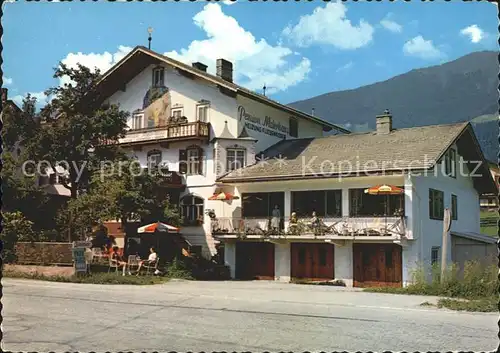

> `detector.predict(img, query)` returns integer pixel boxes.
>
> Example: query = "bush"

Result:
[164,257,193,280]
[1,211,38,263]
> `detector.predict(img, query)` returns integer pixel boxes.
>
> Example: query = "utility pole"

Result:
[441,207,451,283]
[147,27,153,50]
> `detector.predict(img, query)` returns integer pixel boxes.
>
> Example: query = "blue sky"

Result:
[3,0,498,107]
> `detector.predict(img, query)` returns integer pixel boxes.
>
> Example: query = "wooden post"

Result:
[441,208,452,283]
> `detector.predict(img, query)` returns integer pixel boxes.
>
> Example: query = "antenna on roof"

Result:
[311,108,315,116]
[147,27,154,50]
[263,84,267,96]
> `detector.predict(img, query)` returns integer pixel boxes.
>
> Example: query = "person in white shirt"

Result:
[136,247,157,275]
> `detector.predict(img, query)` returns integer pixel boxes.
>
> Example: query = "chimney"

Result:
[376,109,393,134]
[1,88,7,103]
[216,58,233,83]
[192,62,208,72]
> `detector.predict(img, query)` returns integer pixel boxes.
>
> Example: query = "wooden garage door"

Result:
[291,243,334,281]
[353,243,402,288]
[235,242,275,280]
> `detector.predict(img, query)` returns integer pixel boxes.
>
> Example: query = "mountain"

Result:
[288,51,498,162]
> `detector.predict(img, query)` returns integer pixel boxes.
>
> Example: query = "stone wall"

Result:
[4,264,74,277]
[15,242,73,265]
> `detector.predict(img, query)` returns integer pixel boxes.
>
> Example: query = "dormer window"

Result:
[152,67,164,87]
[172,107,183,119]
[131,113,144,130]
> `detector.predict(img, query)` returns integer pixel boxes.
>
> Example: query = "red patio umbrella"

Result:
[137,222,180,234]
[208,191,240,219]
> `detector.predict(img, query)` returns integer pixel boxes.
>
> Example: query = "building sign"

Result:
[238,106,289,139]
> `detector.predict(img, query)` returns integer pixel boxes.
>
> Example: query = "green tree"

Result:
[1,212,39,263]
[29,63,129,199]
[58,159,180,239]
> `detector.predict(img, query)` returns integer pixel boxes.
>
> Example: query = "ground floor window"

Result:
[180,195,204,226]
[431,246,440,265]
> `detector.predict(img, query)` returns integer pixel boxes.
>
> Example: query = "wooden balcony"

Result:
[119,121,210,146]
[211,216,407,239]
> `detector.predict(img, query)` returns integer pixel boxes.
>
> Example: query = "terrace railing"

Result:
[210,216,406,238]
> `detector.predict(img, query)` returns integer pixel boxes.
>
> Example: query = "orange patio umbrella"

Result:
[208,191,240,218]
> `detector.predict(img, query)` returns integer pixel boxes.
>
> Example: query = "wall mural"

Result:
[142,86,171,128]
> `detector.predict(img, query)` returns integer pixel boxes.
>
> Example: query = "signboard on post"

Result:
[72,241,91,274]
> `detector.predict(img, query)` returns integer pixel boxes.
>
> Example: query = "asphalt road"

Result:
[2,278,497,352]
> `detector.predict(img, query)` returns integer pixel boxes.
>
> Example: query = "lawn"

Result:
[480,210,497,236]
[3,270,169,285]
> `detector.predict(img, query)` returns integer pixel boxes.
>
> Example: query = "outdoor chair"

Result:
[127,255,139,273]
[108,257,119,273]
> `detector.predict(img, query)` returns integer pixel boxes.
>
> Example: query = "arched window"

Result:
[147,149,162,169]
[180,195,204,226]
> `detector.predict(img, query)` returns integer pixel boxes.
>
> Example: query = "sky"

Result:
[2,0,498,108]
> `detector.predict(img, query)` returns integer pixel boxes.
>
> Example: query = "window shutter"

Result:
[179,149,187,174]
[198,147,204,175]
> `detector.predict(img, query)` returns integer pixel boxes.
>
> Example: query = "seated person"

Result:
[136,247,158,275]
[110,246,128,276]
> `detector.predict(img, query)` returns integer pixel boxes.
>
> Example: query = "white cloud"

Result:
[282,2,374,50]
[336,61,353,72]
[380,13,402,33]
[58,45,133,86]
[460,24,484,43]
[12,91,50,107]
[165,3,310,94]
[403,36,444,60]
[3,76,13,85]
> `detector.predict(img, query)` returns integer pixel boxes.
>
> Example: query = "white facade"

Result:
[104,59,332,258]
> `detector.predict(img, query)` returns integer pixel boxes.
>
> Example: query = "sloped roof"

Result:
[218,122,497,195]
[90,46,349,134]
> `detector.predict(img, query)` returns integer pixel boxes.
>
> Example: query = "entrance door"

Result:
[291,243,334,280]
[353,243,402,287]
[235,242,275,280]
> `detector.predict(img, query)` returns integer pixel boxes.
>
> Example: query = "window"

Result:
[152,67,164,87]
[444,148,456,178]
[349,188,404,217]
[289,117,298,138]
[172,108,183,119]
[179,146,203,175]
[291,190,342,218]
[429,188,444,220]
[241,192,284,218]
[319,248,327,266]
[226,148,246,172]
[197,104,209,122]
[431,247,440,265]
[131,113,144,130]
[147,150,162,170]
[180,195,204,226]
[187,148,200,175]
[451,194,458,220]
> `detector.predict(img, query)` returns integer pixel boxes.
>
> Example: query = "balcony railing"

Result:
[120,121,210,145]
[210,216,406,238]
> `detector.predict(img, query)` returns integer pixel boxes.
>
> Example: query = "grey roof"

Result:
[218,122,495,195]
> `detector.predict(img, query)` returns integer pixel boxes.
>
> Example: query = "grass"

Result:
[364,261,497,312]
[480,210,498,237]
[3,271,168,285]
